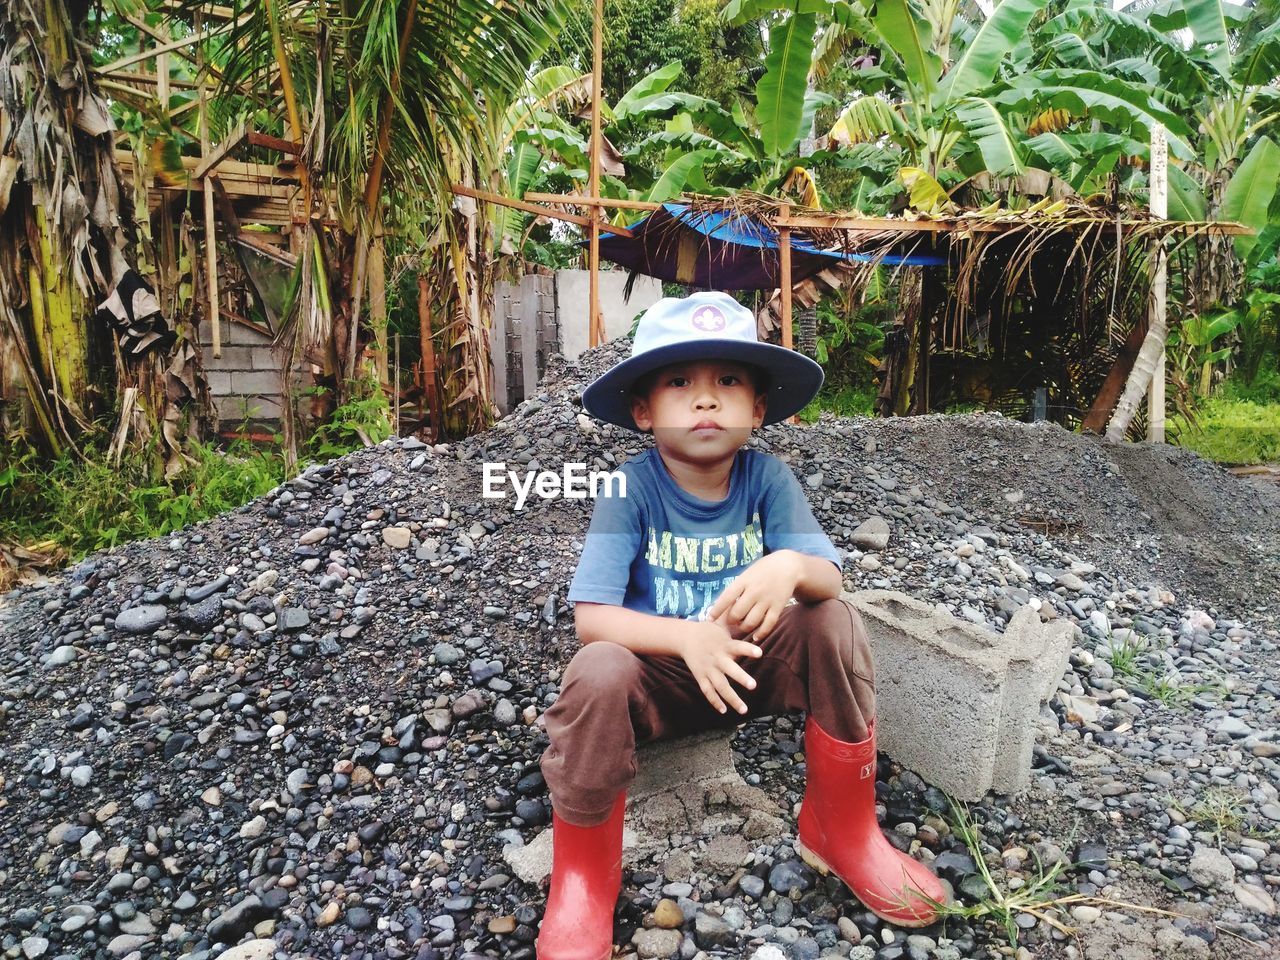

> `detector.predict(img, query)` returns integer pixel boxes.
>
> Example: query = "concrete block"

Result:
[230,370,283,396]
[503,730,784,886]
[215,395,280,424]
[205,370,233,394]
[201,345,255,370]
[846,589,1073,800]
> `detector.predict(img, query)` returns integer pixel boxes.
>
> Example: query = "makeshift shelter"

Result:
[594,202,945,289]
[463,189,1248,426]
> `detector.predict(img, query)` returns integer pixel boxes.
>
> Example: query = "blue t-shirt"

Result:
[567,447,842,621]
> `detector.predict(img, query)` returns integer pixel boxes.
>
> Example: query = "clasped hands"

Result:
[680,550,802,716]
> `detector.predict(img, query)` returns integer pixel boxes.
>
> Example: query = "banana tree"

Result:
[1,0,206,471]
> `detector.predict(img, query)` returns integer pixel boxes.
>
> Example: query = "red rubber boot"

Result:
[535,792,626,960]
[796,718,946,927]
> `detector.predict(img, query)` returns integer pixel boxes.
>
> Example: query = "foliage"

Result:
[1170,394,1280,464]
[0,430,285,565]
[798,384,878,422]
[937,800,1073,947]
[560,0,762,108]
[305,378,394,463]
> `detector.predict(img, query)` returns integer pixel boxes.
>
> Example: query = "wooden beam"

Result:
[234,230,298,266]
[449,184,635,238]
[97,23,235,74]
[779,226,793,351]
[247,131,303,155]
[194,120,249,179]
[526,192,662,212]
[588,0,605,347]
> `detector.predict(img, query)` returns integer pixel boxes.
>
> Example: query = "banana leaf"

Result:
[935,0,1050,104]
[1221,135,1280,258]
[756,12,818,158]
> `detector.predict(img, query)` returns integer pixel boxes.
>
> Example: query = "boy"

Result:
[536,292,944,959]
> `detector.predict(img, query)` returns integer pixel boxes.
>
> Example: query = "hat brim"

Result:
[581,340,824,431]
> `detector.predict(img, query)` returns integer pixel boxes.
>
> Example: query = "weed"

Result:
[305,376,393,462]
[935,801,1074,946]
[1102,630,1148,679]
[0,429,287,584]
[1169,394,1280,464]
[1168,789,1249,846]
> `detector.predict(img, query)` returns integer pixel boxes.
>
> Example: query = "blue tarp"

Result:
[595,203,945,290]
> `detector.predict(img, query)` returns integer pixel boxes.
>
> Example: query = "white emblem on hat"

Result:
[691,305,727,332]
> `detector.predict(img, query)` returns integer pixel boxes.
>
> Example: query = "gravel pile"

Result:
[1,339,1278,960]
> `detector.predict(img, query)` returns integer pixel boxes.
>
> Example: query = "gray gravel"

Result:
[1,338,1277,960]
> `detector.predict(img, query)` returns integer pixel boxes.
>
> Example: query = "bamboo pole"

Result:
[197,12,221,358]
[1147,124,1168,443]
[778,207,793,351]
[588,0,604,347]
[449,185,634,236]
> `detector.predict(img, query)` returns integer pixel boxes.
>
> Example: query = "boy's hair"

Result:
[630,360,771,400]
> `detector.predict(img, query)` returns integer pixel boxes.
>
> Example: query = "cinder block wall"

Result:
[197,320,309,429]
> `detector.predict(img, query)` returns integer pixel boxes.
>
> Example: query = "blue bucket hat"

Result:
[581,291,824,432]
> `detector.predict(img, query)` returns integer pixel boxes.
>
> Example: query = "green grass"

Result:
[0,432,287,585]
[1,379,396,588]
[798,384,878,422]
[1171,365,1280,465]
[1167,789,1248,846]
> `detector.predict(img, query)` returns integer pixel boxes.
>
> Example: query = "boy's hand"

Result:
[681,620,763,715]
[707,550,802,642]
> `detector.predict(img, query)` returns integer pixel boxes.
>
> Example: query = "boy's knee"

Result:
[796,598,857,660]
[563,640,641,695]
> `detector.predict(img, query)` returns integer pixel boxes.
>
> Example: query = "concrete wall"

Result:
[555,269,664,359]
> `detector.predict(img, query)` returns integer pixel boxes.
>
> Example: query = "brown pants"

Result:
[541,597,877,826]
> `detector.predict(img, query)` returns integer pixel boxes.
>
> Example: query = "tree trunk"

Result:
[1104,295,1168,441]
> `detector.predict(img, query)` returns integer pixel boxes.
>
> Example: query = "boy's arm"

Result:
[574,601,707,656]
[787,549,843,603]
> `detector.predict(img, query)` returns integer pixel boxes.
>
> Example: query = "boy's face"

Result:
[630,360,766,464]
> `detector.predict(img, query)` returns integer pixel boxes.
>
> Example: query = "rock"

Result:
[693,911,733,949]
[1234,883,1276,915]
[239,815,267,839]
[768,859,810,894]
[115,604,167,634]
[1071,905,1102,924]
[299,527,329,545]
[316,902,342,927]
[632,927,682,959]
[652,898,683,929]
[207,894,267,943]
[212,940,278,960]
[432,642,463,665]
[383,526,412,549]
[107,934,149,956]
[851,517,891,550]
[47,645,78,666]
[1216,716,1252,738]
[280,607,310,631]
[21,937,49,959]
[1188,845,1235,890]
